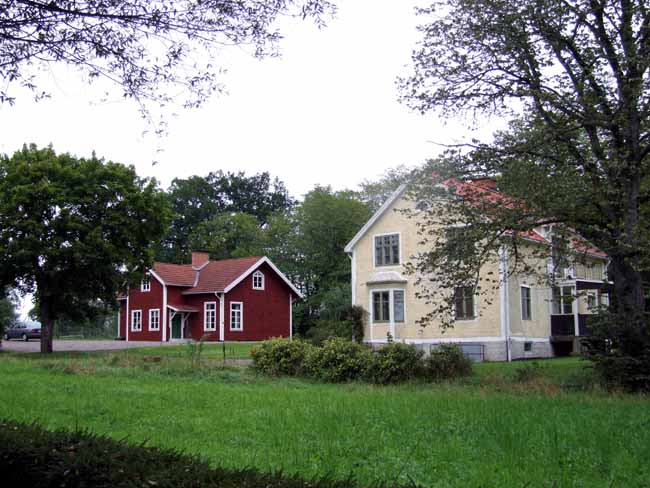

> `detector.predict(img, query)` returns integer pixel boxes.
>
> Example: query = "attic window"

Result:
[253,271,265,290]
[141,277,151,292]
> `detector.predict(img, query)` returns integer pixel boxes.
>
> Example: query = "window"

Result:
[141,277,151,292]
[524,341,533,352]
[204,302,216,331]
[445,226,474,262]
[454,286,476,320]
[587,292,598,310]
[521,286,532,320]
[149,309,160,331]
[252,271,265,290]
[374,234,400,267]
[230,302,243,331]
[371,289,406,323]
[131,310,142,332]
[552,286,574,315]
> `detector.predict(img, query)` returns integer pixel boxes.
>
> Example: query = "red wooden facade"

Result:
[118,254,300,342]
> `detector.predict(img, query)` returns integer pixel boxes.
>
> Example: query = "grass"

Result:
[0,351,648,487]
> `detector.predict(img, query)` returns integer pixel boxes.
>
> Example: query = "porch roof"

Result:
[167,304,199,313]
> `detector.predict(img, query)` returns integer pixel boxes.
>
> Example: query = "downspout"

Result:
[215,292,225,342]
[499,247,512,362]
[289,294,293,340]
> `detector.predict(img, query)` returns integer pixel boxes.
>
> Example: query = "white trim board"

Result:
[344,184,407,253]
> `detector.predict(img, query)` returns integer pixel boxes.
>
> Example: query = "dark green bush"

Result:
[424,344,473,381]
[304,337,373,382]
[581,311,650,392]
[367,342,424,384]
[304,319,353,345]
[0,419,391,488]
[346,305,365,343]
[250,338,314,376]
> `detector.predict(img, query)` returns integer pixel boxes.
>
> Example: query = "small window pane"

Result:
[393,290,404,322]
[372,291,390,322]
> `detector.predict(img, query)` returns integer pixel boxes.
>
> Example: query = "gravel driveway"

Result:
[0,339,177,353]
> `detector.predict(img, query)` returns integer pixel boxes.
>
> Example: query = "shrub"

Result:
[366,342,424,384]
[424,344,472,381]
[513,361,547,383]
[250,338,313,376]
[304,319,353,346]
[345,305,365,343]
[304,337,373,382]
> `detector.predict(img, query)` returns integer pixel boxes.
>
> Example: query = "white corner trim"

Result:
[351,250,356,305]
[162,284,167,342]
[344,184,408,253]
[125,291,130,342]
[223,257,303,298]
[289,294,293,340]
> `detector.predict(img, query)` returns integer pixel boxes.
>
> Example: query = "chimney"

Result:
[191,251,210,269]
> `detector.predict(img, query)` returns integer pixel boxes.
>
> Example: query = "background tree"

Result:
[188,212,264,260]
[0,144,170,353]
[0,288,18,337]
[359,165,415,213]
[160,171,293,263]
[0,0,334,124]
[400,0,650,389]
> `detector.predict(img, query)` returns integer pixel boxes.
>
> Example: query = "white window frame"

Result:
[252,271,265,290]
[204,301,217,331]
[141,277,151,292]
[149,308,160,331]
[372,232,401,268]
[453,286,478,322]
[131,309,142,332]
[370,288,406,324]
[520,285,532,321]
[552,286,574,315]
[230,302,243,331]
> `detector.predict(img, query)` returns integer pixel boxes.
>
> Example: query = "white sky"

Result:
[0,0,502,199]
[1,0,507,318]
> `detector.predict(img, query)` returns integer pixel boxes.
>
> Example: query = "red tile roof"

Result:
[183,256,262,294]
[441,175,607,258]
[152,262,196,287]
[150,256,274,294]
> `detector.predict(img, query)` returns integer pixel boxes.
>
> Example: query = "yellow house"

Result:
[344,181,609,361]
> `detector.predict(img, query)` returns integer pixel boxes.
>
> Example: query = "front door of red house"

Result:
[171,315,182,339]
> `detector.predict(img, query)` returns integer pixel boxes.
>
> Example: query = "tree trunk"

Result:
[39,297,54,354]
[609,254,645,319]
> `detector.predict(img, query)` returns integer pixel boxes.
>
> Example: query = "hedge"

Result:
[0,420,416,488]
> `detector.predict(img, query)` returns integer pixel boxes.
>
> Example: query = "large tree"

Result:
[0,144,170,353]
[401,0,650,325]
[0,0,334,120]
[188,212,264,260]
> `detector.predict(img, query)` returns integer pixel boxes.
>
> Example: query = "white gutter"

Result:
[162,284,168,342]
[499,246,511,362]
[125,288,130,342]
[215,292,225,341]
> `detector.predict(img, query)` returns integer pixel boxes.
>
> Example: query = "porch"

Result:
[168,305,199,341]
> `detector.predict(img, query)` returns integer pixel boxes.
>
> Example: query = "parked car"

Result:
[3,323,41,341]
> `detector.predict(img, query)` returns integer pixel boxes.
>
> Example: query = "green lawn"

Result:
[0,352,647,487]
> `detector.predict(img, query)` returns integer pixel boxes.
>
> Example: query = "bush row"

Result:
[0,419,405,488]
[251,338,472,384]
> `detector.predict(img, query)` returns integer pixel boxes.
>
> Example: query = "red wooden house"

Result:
[117,252,301,342]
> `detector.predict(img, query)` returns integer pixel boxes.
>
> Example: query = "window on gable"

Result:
[454,286,476,320]
[445,226,474,263]
[371,289,405,323]
[131,310,142,332]
[521,286,532,321]
[230,302,243,331]
[204,302,216,331]
[252,271,265,290]
[374,234,400,267]
[149,309,160,331]
[141,277,151,292]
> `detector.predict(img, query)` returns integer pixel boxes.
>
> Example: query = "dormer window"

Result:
[374,234,400,267]
[253,271,265,290]
[141,277,151,292]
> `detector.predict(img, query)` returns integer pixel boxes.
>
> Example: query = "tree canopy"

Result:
[0,0,334,121]
[0,144,170,352]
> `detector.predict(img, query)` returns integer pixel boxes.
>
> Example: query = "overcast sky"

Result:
[0,0,504,201]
